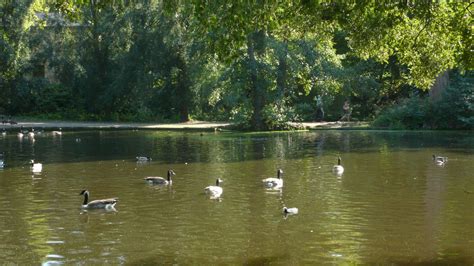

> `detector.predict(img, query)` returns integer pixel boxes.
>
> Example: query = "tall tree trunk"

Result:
[248,33,265,130]
[88,0,108,114]
[276,41,288,103]
[429,70,449,102]
[176,50,190,122]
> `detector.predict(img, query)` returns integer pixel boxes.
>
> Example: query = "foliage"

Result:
[0,1,472,130]
[372,96,428,129]
[372,71,474,130]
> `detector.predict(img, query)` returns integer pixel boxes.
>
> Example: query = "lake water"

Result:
[0,130,473,265]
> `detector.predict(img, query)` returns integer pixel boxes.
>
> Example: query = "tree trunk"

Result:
[88,0,107,114]
[247,33,265,130]
[429,70,449,102]
[176,50,190,122]
[276,41,288,102]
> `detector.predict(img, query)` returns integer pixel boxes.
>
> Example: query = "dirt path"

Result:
[1,120,231,130]
[1,120,367,130]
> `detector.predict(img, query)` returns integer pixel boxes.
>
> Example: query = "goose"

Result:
[432,154,448,165]
[52,128,62,136]
[17,126,25,138]
[28,128,35,137]
[205,178,223,198]
[144,169,175,185]
[30,160,42,173]
[333,157,344,175]
[1,129,6,136]
[79,190,117,209]
[0,153,4,168]
[136,156,152,162]
[262,169,284,188]
[283,207,299,215]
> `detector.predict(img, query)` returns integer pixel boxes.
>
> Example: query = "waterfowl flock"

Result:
[0,126,450,215]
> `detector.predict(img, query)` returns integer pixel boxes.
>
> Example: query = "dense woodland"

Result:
[1,1,472,130]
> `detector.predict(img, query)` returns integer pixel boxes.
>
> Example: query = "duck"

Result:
[205,178,223,198]
[283,207,299,215]
[79,190,117,209]
[432,154,448,165]
[30,160,42,173]
[52,128,62,136]
[332,157,344,175]
[136,156,152,162]
[144,169,175,185]
[262,169,284,188]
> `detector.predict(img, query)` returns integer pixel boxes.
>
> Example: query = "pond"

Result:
[0,129,473,264]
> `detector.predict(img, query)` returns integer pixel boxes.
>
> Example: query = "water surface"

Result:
[0,130,473,264]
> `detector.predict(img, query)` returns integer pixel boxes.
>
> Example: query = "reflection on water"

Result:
[0,130,473,264]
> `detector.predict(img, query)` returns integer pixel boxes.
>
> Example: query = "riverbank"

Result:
[0,120,368,131]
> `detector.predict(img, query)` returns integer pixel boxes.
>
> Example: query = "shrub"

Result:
[372,71,473,130]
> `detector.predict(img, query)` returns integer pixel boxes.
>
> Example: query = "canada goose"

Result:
[1,129,6,136]
[79,190,117,209]
[333,157,344,174]
[283,207,299,215]
[30,160,42,173]
[28,128,35,137]
[136,156,152,162]
[144,169,175,185]
[432,155,448,165]
[52,128,62,136]
[17,126,25,138]
[205,178,223,198]
[262,169,284,188]
[0,153,4,168]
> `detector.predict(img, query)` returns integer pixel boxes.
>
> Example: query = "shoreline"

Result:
[0,120,368,131]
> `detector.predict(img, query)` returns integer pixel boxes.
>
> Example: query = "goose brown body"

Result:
[80,190,117,209]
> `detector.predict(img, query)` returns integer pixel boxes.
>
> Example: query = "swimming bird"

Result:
[17,126,25,138]
[144,169,175,185]
[333,157,344,175]
[28,128,35,138]
[205,178,223,198]
[1,129,6,136]
[432,154,448,165]
[0,152,4,168]
[136,156,152,162]
[283,207,299,215]
[79,190,117,209]
[30,160,42,173]
[52,128,62,136]
[262,169,284,189]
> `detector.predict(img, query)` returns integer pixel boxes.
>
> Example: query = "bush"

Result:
[372,71,473,130]
[372,96,428,129]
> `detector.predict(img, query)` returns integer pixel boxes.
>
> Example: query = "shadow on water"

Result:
[127,253,291,266]
[381,250,473,266]
[0,130,472,167]
[242,254,291,265]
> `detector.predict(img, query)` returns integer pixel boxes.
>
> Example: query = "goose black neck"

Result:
[277,170,282,179]
[215,179,220,186]
[338,157,341,165]
[167,171,172,181]
[82,192,89,205]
